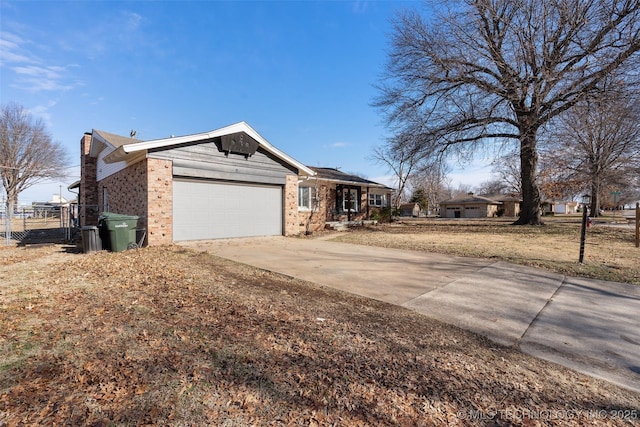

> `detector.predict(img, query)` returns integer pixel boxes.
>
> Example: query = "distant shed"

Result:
[399,203,421,217]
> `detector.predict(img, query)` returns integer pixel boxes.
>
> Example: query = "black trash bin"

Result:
[81,226,102,253]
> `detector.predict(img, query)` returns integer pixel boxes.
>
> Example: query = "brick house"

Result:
[80,122,314,245]
[297,167,392,234]
[480,193,523,217]
[79,122,391,244]
[439,193,503,218]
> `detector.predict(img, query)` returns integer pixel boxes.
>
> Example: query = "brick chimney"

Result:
[79,132,99,226]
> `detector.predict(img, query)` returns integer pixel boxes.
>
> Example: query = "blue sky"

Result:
[1,0,491,205]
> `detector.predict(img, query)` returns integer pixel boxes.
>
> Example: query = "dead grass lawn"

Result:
[0,244,638,425]
[331,217,640,285]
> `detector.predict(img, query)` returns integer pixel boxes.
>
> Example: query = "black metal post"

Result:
[579,202,588,263]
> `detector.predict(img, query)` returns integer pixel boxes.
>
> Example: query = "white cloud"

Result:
[1,49,32,63]
[29,100,58,127]
[1,31,80,92]
[66,10,149,59]
[352,0,369,14]
[13,64,61,77]
[0,31,25,47]
[325,141,348,148]
[12,64,77,92]
[123,11,143,32]
[0,31,34,64]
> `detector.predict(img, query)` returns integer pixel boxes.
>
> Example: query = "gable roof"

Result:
[308,167,391,189]
[94,122,314,176]
[481,193,522,202]
[440,194,503,205]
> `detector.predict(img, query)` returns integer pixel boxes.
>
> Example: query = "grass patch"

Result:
[0,245,638,425]
[332,217,640,285]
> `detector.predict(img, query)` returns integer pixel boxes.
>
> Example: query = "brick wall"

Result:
[97,158,173,246]
[297,183,383,233]
[284,175,299,236]
[79,133,99,226]
[298,183,329,234]
[98,159,148,243]
[146,158,173,245]
[328,185,368,223]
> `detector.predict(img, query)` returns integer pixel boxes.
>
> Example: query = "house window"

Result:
[342,188,358,212]
[369,193,387,207]
[298,186,316,210]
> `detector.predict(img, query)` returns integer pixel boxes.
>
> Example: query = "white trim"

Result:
[368,193,387,207]
[297,185,317,211]
[89,131,111,157]
[305,176,389,189]
[342,188,359,212]
[103,121,315,176]
[96,146,145,181]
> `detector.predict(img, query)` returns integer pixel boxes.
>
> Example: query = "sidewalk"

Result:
[180,236,640,393]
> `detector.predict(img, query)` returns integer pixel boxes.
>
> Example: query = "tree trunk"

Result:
[590,176,601,217]
[6,188,18,218]
[514,129,543,225]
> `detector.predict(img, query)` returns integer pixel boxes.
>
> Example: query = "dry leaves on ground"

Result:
[1,245,638,426]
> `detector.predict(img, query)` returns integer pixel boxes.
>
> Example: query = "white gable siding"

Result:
[97,146,144,181]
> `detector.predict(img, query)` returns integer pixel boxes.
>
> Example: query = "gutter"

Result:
[102,122,315,177]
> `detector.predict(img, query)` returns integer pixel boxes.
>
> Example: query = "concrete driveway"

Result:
[179,236,640,393]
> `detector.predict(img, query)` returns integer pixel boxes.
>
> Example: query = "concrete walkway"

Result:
[179,236,640,393]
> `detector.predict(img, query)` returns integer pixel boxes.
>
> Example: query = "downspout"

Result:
[67,185,79,241]
[366,186,370,219]
[347,186,351,222]
[298,176,315,235]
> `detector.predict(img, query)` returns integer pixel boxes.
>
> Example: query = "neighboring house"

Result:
[484,193,522,217]
[543,200,579,215]
[80,122,315,245]
[31,194,70,210]
[399,203,421,217]
[297,167,392,233]
[439,193,503,218]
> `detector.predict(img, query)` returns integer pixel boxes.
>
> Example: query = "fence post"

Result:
[5,202,12,246]
[636,202,640,248]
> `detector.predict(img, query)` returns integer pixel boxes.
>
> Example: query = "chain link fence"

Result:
[1,203,78,246]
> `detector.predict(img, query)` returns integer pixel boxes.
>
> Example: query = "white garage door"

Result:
[173,178,282,241]
[464,206,483,218]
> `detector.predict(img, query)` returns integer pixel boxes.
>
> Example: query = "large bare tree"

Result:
[0,103,68,212]
[375,0,640,224]
[542,79,640,216]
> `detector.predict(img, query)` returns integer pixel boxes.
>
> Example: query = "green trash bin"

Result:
[100,212,139,252]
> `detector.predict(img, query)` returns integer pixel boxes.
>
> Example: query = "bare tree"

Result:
[542,80,640,216]
[0,103,68,213]
[489,151,521,194]
[475,179,509,196]
[407,160,450,214]
[371,132,433,209]
[375,0,640,225]
[442,183,476,200]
